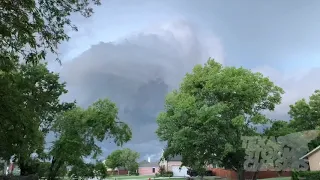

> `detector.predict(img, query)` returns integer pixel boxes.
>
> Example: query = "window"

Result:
[152,167,155,173]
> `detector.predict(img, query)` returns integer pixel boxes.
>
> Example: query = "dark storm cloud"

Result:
[58,20,224,160]
[40,0,320,162]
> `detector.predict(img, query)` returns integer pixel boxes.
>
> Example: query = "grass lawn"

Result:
[106,176,292,180]
[106,177,184,180]
[259,178,291,180]
[107,176,155,179]
[106,176,220,180]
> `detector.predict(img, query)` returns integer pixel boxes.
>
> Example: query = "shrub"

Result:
[129,171,139,176]
[292,171,320,180]
[164,171,173,177]
[158,165,166,176]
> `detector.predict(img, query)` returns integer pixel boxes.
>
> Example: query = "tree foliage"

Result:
[287,90,320,150]
[47,98,132,180]
[105,148,140,172]
[264,120,296,138]
[156,58,284,180]
[289,90,320,131]
[1,0,102,174]
[0,62,74,176]
[0,0,101,67]
[105,150,123,170]
[68,161,107,180]
[261,90,320,176]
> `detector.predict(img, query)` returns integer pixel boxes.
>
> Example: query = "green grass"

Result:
[106,176,292,180]
[107,176,154,179]
[106,176,225,180]
[259,177,291,180]
[106,175,159,180]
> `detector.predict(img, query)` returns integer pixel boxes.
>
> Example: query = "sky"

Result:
[47,0,320,162]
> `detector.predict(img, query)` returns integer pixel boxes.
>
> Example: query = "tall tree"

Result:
[263,121,316,176]
[156,58,284,180]
[48,98,132,180]
[68,161,107,180]
[105,150,123,172]
[288,90,320,150]
[105,148,140,174]
[120,148,140,173]
[0,0,101,175]
[264,120,296,137]
[0,62,74,175]
[289,90,320,131]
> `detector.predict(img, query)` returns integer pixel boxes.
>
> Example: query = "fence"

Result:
[211,168,291,180]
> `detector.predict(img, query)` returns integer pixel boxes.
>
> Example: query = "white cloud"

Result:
[252,66,320,120]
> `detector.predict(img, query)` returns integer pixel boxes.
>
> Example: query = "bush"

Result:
[129,171,139,176]
[164,171,173,177]
[292,171,320,180]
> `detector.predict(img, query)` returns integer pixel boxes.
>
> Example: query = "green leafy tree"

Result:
[0,0,101,67]
[289,90,320,131]
[1,0,101,176]
[288,90,320,150]
[264,120,296,137]
[68,163,95,179]
[68,162,107,180]
[94,161,109,179]
[120,148,140,173]
[37,161,67,178]
[0,62,74,175]
[48,99,132,180]
[105,148,140,174]
[156,58,284,180]
[105,150,123,172]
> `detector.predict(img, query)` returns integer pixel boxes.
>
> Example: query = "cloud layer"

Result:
[58,19,224,161]
[52,15,320,162]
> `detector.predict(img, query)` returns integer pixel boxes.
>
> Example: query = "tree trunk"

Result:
[19,163,29,176]
[19,158,28,176]
[48,157,63,180]
[48,157,56,180]
[237,169,245,180]
[251,171,258,180]
[277,170,283,177]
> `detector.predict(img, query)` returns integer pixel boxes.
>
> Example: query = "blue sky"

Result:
[51,0,320,161]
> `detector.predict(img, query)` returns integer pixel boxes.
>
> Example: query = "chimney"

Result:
[147,157,151,163]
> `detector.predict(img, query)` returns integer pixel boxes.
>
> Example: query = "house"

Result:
[300,145,320,171]
[158,151,216,177]
[159,155,189,177]
[138,159,159,175]
[107,167,128,175]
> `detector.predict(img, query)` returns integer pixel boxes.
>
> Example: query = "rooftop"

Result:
[139,161,158,167]
[300,145,320,160]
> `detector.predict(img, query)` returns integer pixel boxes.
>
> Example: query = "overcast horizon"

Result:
[45,0,320,162]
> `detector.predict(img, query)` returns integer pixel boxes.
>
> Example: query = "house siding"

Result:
[167,161,182,171]
[107,170,128,175]
[138,167,159,175]
[308,150,320,171]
